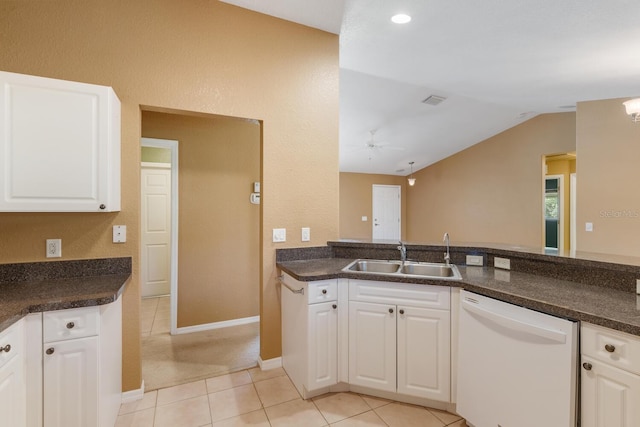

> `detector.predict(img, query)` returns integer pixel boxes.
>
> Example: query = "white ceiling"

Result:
[221,0,640,175]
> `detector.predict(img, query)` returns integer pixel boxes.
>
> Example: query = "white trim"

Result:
[141,161,170,169]
[140,138,179,335]
[258,356,283,371]
[173,315,260,335]
[570,173,577,254]
[121,380,145,404]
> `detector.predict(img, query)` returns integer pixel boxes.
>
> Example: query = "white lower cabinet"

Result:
[281,275,452,403]
[44,336,99,427]
[581,323,640,427]
[348,281,451,402]
[281,274,339,398]
[0,318,26,427]
[397,305,450,401]
[348,301,396,392]
[22,298,122,427]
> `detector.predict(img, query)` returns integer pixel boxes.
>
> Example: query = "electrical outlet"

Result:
[494,257,511,270]
[466,255,484,266]
[301,227,310,242]
[46,239,61,258]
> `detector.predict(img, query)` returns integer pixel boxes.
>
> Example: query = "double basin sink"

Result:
[342,259,462,281]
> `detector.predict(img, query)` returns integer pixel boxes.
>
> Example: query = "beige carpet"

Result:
[141,322,260,391]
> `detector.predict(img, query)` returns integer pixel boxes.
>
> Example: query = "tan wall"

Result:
[142,111,260,327]
[340,173,407,240]
[407,113,576,246]
[0,1,339,391]
[576,98,640,256]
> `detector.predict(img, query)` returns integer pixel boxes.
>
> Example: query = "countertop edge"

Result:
[0,273,130,333]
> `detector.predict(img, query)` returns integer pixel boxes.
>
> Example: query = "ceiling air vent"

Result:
[422,95,447,106]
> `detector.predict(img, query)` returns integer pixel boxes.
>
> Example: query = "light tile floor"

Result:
[141,295,171,337]
[117,367,468,427]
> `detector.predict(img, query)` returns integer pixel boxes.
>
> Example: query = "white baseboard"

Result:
[121,380,145,403]
[173,315,260,335]
[258,356,282,371]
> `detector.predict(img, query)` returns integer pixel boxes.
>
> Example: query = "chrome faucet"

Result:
[397,241,407,266]
[443,232,451,266]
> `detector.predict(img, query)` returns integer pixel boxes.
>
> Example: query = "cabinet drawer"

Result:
[43,306,100,343]
[582,323,640,375]
[307,280,338,304]
[0,318,24,369]
[349,279,450,310]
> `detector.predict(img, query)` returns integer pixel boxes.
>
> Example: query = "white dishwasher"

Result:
[457,290,578,427]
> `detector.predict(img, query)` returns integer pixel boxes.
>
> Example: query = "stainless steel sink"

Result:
[344,259,401,273]
[399,262,458,278]
[342,259,462,281]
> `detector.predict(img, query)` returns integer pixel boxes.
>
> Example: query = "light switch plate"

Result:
[494,257,511,270]
[585,222,593,232]
[113,225,127,243]
[301,227,310,242]
[361,216,368,221]
[273,228,286,242]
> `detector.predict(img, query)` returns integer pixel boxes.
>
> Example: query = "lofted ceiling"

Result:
[221,0,640,176]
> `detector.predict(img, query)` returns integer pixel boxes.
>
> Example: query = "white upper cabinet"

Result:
[0,71,120,212]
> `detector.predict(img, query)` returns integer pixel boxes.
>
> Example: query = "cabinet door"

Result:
[0,355,26,427]
[349,301,396,392]
[581,355,640,427]
[0,71,120,212]
[397,306,450,401]
[307,301,338,391]
[43,336,99,427]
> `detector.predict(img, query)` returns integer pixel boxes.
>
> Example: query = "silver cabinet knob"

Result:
[332,304,337,309]
[322,289,327,294]
[0,344,10,353]
[46,348,55,355]
[605,344,616,353]
[399,309,405,315]
[388,308,394,314]
[583,362,592,371]
[66,321,75,329]
[99,204,106,210]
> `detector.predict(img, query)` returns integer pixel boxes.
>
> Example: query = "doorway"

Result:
[139,109,261,391]
[141,138,178,334]
[543,152,576,254]
[544,175,564,254]
[372,184,401,240]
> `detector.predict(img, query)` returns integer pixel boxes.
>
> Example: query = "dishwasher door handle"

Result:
[462,298,567,343]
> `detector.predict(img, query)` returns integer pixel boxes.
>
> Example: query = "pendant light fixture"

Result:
[408,161,416,186]
[623,98,640,122]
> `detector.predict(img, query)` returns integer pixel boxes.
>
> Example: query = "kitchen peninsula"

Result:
[278,241,640,335]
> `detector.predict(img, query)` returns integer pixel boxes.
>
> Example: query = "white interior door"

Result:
[141,163,172,297]
[372,185,401,240]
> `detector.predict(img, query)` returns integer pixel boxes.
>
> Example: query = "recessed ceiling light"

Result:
[391,14,411,24]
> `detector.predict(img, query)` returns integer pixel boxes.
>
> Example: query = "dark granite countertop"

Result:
[277,258,640,337]
[0,258,131,333]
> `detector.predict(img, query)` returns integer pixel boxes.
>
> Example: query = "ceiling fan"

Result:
[345,130,405,157]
